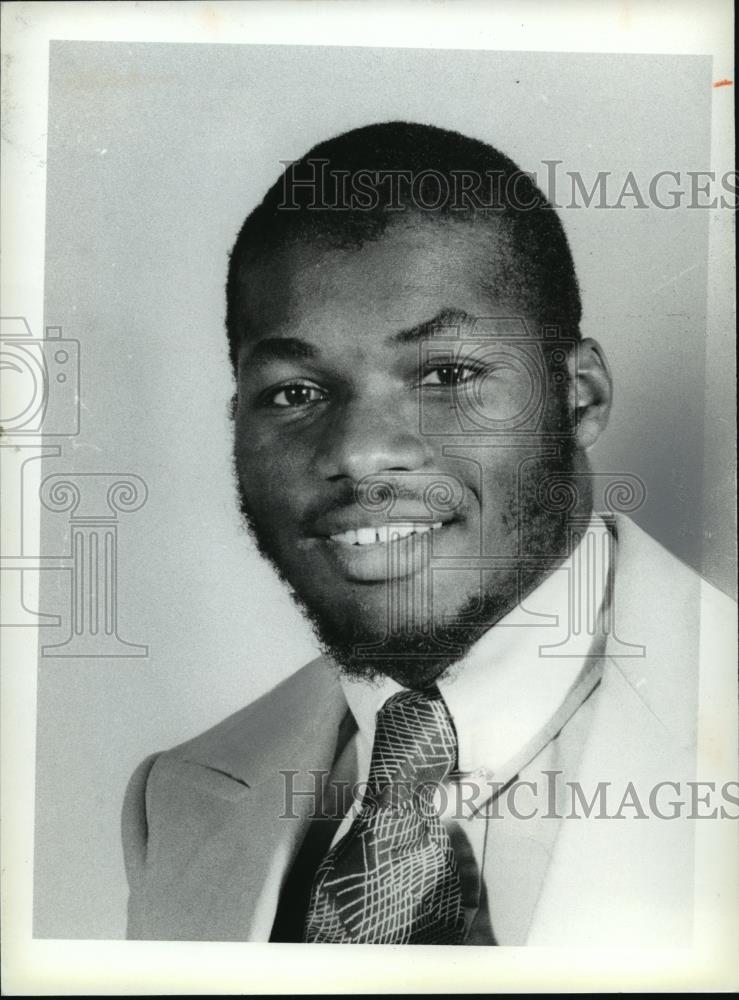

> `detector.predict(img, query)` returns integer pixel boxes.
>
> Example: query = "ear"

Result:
[568,338,612,449]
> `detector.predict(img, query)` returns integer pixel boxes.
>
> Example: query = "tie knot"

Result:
[367,687,458,800]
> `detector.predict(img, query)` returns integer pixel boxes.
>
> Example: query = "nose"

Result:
[316,396,431,482]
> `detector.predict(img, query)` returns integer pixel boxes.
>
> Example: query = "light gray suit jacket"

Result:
[122,514,736,944]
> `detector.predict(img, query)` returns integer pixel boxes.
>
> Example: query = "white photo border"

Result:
[1,0,736,993]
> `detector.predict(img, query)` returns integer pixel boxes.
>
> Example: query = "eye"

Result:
[421,363,483,387]
[267,381,327,408]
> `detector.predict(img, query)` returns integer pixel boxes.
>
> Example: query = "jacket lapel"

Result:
[525,659,695,945]
[135,656,351,941]
[526,514,700,945]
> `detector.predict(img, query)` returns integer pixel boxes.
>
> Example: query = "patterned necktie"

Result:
[304,687,466,944]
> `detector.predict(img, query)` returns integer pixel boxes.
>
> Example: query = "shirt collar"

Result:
[340,513,613,785]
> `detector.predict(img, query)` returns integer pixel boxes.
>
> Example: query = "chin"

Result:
[296,579,520,690]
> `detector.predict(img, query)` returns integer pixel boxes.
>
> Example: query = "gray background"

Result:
[34,42,731,938]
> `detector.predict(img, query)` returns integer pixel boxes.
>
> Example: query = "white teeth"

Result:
[330,522,448,545]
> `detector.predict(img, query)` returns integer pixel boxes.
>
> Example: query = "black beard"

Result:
[281,566,564,691]
[233,427,582,691]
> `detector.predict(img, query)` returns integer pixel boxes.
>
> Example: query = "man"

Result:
[122,122,735,945]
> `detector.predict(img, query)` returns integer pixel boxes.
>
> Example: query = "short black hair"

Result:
[225,121,581,374]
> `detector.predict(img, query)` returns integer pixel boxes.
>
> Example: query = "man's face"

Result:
[233,219,578,687]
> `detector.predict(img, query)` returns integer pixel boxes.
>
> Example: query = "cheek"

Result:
[235,431,279,496]
[476,447,549,526]
[234,428,312,522]
[478,465,519,528]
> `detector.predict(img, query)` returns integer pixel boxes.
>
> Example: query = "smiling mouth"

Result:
[328,522,445,546]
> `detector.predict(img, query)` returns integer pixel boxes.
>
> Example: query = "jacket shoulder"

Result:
[121,751,160,890]
[612,512,736,614]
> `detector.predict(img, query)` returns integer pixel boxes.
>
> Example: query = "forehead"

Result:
[239,219,538,344]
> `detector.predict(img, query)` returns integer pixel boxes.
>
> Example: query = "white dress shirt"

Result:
[322,513,614,944]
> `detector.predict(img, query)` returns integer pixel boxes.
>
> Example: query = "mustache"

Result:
[298,472,468,533]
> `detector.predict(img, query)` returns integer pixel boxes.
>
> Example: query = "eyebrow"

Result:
[241,308,475,367]
[242,337,318,366]
[390,308,476,344]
